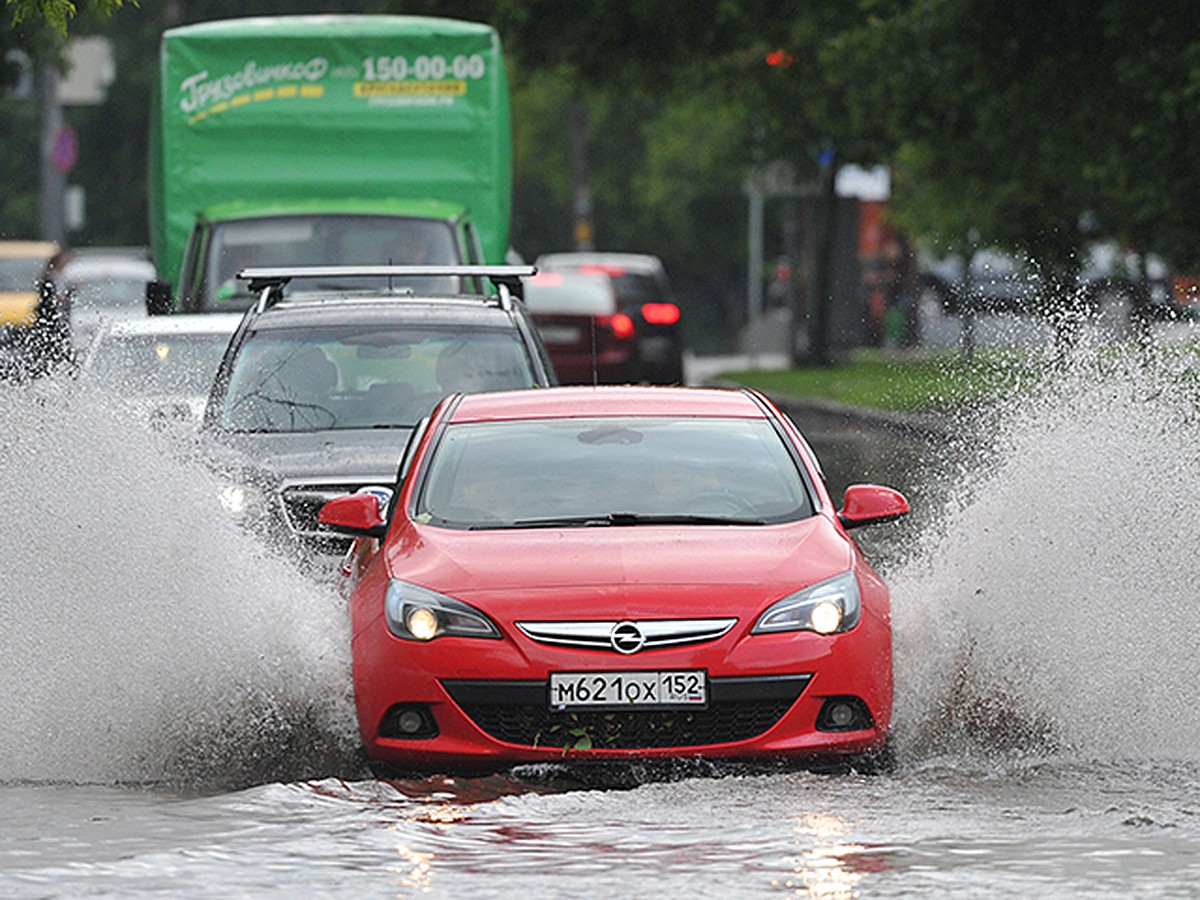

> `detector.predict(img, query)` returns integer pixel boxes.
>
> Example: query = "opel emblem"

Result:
[610,620,645,654]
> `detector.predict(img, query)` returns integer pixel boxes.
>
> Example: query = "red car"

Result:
[320,386,908,774]
[535,252,685,385]
[522,270,639,384]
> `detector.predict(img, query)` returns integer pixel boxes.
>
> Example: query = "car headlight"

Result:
[752,571,862,635]
[217,480,269,524]
[384,580,501,642]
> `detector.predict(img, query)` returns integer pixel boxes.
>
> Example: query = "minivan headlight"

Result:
[218,480,269,524]
[384,580,501,641]
[752,571,862,635]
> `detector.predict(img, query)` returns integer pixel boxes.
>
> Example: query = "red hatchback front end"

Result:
[324,387,908,773]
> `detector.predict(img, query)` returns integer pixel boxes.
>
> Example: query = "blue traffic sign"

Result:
[53,124,78,173]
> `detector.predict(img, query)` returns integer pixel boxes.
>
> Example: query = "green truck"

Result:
[148,15,512,312]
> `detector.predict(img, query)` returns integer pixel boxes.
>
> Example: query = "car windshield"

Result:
[417,416,814,529]
[204,216,462,310]
[85,333,233,396]
[220,326,535,433]
[0,258,47,291]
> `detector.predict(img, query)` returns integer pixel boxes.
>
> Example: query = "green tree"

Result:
[5,0,125,36]
[808,0,1200,286]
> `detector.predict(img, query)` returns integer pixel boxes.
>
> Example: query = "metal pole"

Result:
[810,148,838,367]
[747,182,764,325]
[569,98,593,251]
[38,62,66,244]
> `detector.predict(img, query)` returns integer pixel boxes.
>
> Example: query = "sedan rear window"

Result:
[417,416,814,528]
[523,273,616,315]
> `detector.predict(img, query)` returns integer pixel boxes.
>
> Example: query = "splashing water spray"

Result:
[0,379,360,788]
[890,340,1200,764]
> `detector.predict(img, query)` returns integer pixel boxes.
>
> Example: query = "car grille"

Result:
[516,619,737,654]
[442,675,810,750]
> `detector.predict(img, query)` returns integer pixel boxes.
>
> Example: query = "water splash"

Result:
[9,346,1200,788]
[891,342,1200,762]
[0,378,360,788]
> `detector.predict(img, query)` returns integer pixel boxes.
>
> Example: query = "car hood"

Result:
[209,427,413,484]
[388,516,854,597]
[0,291,38,327]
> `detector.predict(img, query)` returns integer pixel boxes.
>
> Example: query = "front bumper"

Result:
[352,617,892,770]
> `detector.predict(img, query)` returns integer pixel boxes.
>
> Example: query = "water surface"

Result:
[3,355,1200,896]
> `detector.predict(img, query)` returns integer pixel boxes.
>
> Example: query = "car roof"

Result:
[247,294,522,332]
[449,385,765,423]
[102,313,246,337]
[535,252,665,274]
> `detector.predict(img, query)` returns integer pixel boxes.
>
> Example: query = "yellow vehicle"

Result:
[0,241,73,378]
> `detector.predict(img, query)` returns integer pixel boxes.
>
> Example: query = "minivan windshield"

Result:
[417,416,814,529]
[220,326,534,433]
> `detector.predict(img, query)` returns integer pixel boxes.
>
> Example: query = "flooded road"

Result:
[4,762,1199,897]
[3,352,1200,897]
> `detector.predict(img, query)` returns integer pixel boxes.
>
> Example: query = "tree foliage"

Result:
[5,0,126,35]
[9,0,1200,343]
[812,0,1200,274]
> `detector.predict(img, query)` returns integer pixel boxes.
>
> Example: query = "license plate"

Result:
[548,670,707,709]
[538,325,581,345]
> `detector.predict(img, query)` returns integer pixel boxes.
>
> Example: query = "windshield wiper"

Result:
[500,515,615,529]
[606,512,766,526]
[490,512,766,530]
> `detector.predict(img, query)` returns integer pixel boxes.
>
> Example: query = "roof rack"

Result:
[238,265,537,313]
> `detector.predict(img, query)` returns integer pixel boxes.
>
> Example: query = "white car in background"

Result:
[78,313,243,430]
[62,249,157,350]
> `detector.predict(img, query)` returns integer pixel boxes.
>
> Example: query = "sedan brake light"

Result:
[600,312,635,340]
[641,302,680,325]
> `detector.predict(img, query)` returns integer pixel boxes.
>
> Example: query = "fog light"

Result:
[816,696,874,732]
[379,704,439,740]
[406,607,439,641]
[828,702,856,728]
[396,709,425,734]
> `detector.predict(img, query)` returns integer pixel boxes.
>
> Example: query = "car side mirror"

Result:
[146,279,173,315]
[837,484,909,530]
[319,493,388,538]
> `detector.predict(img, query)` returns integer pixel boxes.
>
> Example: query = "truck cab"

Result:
[148,16,512,315]
[149,199,485,314]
